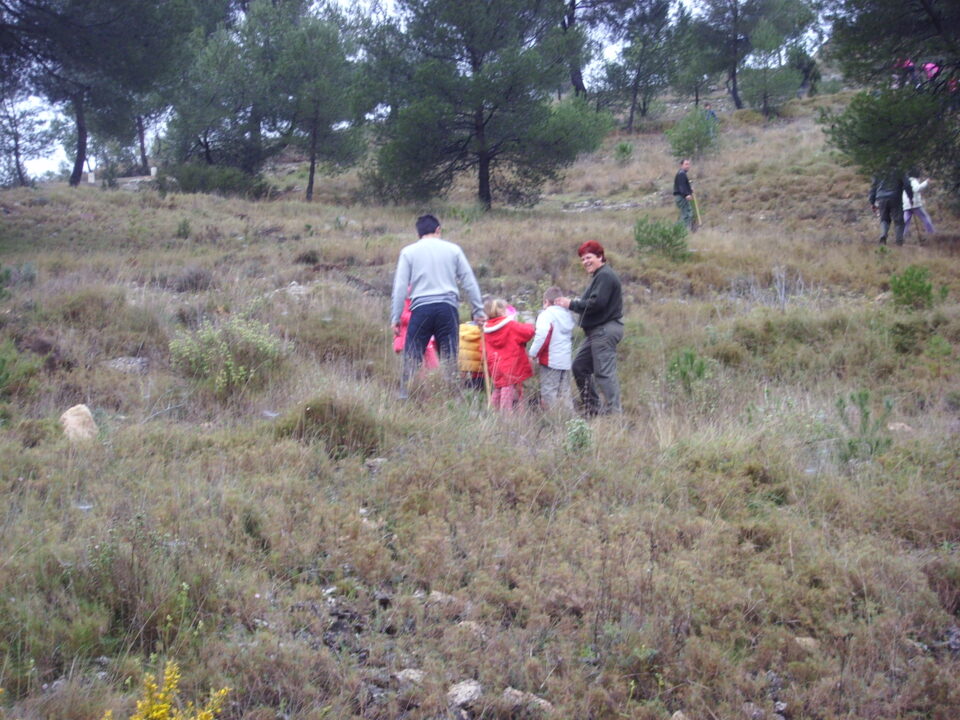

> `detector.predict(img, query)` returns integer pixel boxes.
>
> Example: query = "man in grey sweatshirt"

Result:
[390,214,485,396]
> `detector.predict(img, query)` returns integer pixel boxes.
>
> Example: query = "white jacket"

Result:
[903,177,928,210]
[528,305,575,370]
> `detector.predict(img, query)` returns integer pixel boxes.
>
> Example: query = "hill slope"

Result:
[1,101,959,720]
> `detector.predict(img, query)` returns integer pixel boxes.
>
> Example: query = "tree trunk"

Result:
[729,67,743,109]
[563,0,587,97]
[69,95,87,187]
[136,115,149,175]
[305,111,318,202]
[626,82,639,132]
[475,107,491,209]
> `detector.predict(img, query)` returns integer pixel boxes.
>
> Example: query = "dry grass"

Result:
[1,98,960,720]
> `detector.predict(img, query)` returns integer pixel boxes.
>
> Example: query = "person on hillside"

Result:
[902,173,934,239]
[869,171,913,246]
[458,320,485,391]
[703,102,718,137]
[673,158,695,231]
[390,214,485,398]
[482,297,535,413]
[528,286,575,411]
[556,241,624,416]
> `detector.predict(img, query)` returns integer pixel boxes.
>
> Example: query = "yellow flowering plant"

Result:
[101,662,228,720]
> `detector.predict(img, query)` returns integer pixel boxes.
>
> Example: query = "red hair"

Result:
[578,240,604,258]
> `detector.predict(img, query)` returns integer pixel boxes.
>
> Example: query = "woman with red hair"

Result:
[556,241,624,415]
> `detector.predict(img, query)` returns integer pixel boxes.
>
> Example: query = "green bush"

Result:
[275,394,384,459]
[169,316,283,398]
[667,348,709,395]
[0,340,42,399]
[0,263,11,300]
[835,389,892,462]
[614,141,634,166]
[634,216,690,261]
[665,110,718,159]
[162,164,272,199]
[890,265,944,310]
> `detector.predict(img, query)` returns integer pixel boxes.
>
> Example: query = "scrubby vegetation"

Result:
[1,101,959,720]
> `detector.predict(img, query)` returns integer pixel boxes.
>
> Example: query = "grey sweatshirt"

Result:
[390,235,484,325]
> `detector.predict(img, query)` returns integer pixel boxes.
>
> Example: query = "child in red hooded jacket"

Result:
[482,297,535,412]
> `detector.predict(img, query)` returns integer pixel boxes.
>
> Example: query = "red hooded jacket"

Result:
[482,316,535,388]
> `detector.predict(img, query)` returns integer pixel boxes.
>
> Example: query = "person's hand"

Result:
[556,296,571,309]
[473,311,487,323]
[392,323,401,336]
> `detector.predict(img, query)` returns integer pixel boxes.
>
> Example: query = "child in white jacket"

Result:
[903,175,935,237]
[529,286,576,410]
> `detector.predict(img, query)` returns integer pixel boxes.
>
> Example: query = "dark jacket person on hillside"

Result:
[556,241,624,415]
[869,171,913,246]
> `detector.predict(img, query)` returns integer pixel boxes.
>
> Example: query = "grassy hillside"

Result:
[1,99,959,720]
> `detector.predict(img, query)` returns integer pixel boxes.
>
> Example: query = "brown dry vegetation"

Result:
[1,98,960,720]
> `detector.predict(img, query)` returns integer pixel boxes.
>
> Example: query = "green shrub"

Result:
[835,389,892,462]
[275,394,384,459]
[0,263,11,300]
[0,340,42,399]
[169,316,283,398]
[564,417,593,455]
[889,265,945,310]
[614,141,634,166]
[665,110,718,159]
[667,348,709,395]
[634,217,690,261]
[175,218,191,239]
[163,164,272,199]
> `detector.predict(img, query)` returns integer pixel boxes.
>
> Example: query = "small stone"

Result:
[447,679,482,708]
[887,422,914,433]
[365,458,388,473]
[427,590,456,606]
[742,702,766,719]
[794,636,819,652]
[103,356,149,374]
[457,620,487,642]
[502,687,553,714]
[60,404,98,442]
[670,713,690,720]
[395,668,425,686]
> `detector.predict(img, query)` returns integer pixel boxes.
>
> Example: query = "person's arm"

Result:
[456,250,485,319]
[390,254,411,326]
[528,313,551,357]
[869,178,878,206]
[570,271,612,315]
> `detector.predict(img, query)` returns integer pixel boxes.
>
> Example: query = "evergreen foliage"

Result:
[824,0,959,190]
[366,0,611,208]
[665,109,718,159]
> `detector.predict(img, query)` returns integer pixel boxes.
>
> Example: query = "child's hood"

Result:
[483,316,514,333]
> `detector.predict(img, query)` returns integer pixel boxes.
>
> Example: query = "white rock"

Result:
[427,590,456,606]
[103,356,149,374]
[457,620,487,642]
[670,712,690,720]
[60,404,98,442]
[447,679,482,708]
[395,668,425,686]
[887,422,914,433]
[794,636,820,652]
[502,687,554,714]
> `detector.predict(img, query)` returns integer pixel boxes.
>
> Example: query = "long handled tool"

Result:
[479,324,492,407]
[912,212,925,244]
[691,194,702,228]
